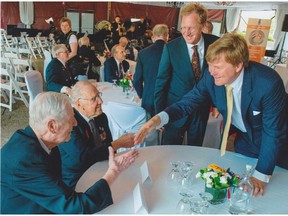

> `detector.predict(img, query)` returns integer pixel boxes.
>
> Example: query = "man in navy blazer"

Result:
[133,24,169,117]
[104,44,129,82]
[46,44,76,94]
[134,33,288,197]
[154,3,219,146]
[1,92,138,214]
[59,81,136,189]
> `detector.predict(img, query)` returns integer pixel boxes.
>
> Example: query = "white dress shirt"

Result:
[186,35,205,71]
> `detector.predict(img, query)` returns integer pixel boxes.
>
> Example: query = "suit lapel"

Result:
[179,37,194,79]
[241,68,253,138]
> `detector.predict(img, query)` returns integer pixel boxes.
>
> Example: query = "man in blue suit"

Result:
[154,3,219,146]
[104,44,129,82]
[1,92,138,213]
[134,33,288,197]
[59,81,136,189]
[133,24,169,117]
[46,44,76,94]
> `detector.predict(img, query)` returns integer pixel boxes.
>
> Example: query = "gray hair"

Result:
[111,44,121,56]
[29,92,70,132]
[152,24,169,37]
[52,44,67,57]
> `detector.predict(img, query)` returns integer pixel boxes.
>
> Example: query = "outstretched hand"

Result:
[250,177,266,197]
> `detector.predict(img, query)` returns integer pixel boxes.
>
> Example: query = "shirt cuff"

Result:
[252,170,271,183]
[156,111,169,130]
[60,86,67,94]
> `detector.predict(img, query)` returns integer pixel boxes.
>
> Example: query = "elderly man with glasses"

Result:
[46,44,76,94]
[58,80,137,189]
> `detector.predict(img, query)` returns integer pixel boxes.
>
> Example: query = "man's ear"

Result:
[235,62,244,74]
[47,119,57,134]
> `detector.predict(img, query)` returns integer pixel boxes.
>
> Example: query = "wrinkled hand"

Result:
[103,147,138,186]
[211,107,220,118]
[66,87,72,95]
[250,177,266,197]
[134,115,161,145]
[112,133,135,150]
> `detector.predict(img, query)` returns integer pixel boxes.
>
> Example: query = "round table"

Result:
[75,145,288,214]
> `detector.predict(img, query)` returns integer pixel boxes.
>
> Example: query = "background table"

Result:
[76,146,288,214]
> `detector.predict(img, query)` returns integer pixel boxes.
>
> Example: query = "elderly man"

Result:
[1,92,138,213]
[154,3,219,146]
[134,33,288,197]
[119,36,135,60]
[58,80,136,188]
[46,44,76,94]
[104,44,129,82]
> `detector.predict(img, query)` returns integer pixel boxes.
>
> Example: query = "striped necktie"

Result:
[220,85,233,156]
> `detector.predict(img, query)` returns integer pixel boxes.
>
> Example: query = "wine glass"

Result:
[112,79,117,88]
[190,197,207,214]
[167,161,182,186]
[198,192,213,214]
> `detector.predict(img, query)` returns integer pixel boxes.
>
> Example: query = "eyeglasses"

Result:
[79,92,102,103]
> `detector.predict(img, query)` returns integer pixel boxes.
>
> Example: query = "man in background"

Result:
[202,20,213,34]
[154,3,219,146]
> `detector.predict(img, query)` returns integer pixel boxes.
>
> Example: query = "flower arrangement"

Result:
[196,164,239,189]
[119,74,133,88]
[103,50,111,58]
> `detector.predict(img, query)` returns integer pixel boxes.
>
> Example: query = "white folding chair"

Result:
[0,57,29,111]
[24,70,43,110]
[102,101,147,152]
[43,49,52,82]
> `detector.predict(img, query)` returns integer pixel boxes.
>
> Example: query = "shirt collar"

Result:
[78,110,91,123]
[37,137,51,155]
[186,35,204,50]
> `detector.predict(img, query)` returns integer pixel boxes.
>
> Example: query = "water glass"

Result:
[190,198,207,214]
[176,197,192,214]
[167,161,182,186]
[112,79,117,88]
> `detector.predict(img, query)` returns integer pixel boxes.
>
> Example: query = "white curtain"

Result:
[19,2,34,28]
[273,7,287,52]
[226,8,241,32]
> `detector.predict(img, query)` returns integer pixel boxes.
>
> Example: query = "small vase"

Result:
[205,186,227,205]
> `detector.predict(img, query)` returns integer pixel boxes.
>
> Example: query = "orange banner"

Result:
[245,18,271,62]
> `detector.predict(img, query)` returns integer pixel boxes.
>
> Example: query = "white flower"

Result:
[206,183,213,188]
[203,172,210,179]
[225,173,232,179]
[206,178,213,184]
[196,172,201,178]
[220,176,228,184]
[211,172,218,178]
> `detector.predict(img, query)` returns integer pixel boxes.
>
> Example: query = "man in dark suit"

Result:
[154,3,219,146]
[1,92,138,213]
[133,24,169,117]
[46,44,76,94]
[134,33,288,197]
[111,15,123,46]
[59,80,137,189]
[104,44,129,82]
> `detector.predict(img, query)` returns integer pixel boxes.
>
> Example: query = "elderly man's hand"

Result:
[250,177,266,197]
[112,133,135,150]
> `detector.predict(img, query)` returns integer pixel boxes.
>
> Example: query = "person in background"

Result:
[1,92,138,214]
[119,36,135,61]
[111,15,123,46]
[55,17,79,78]
[59,81,137,189]
[133,24,169,146]
[104,44,130,82]
[154,3,219,146]
[78,36,101,80]
[202,20,213,34]
[134,33,288,198]
[126,23,137,41]
[46,44,76,94]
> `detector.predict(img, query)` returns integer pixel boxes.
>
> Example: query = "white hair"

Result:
[29,92,70,132]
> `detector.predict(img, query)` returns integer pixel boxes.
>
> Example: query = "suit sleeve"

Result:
[45,62,64,92]
[12,155,112,213]
[154,45,172,113]
[104,60,116,82]
[133,54,144,98]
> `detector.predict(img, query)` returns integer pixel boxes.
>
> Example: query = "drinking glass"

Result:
[112,79,117,88]
[177,161,195,197]
[190,197,207,214]
[167,161,182,186]
[199,192,213,214]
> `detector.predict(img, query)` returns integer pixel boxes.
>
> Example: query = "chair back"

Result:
[24,70,43,109]
[43,49,52,82]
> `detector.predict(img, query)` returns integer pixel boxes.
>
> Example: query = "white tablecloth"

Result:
[76,145,288,214]
[275,64,288,93]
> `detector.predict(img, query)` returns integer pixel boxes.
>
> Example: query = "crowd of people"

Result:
[1,2,287,214]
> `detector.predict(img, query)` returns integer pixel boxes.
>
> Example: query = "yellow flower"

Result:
[208,164,223,172]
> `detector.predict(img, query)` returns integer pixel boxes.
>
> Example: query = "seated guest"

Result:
[1,92,138,214]
[59,80,137,189]
[104,44,129,82]
[119,36,135,61]
[78,36,101,80]
[46,44,76,94]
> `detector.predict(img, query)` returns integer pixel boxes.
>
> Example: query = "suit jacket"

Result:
[46,58,75,92]
[1,126,112,214]
[133,39,166,116]
[58,110,113,189]
[104,57,129,82]
[154,33,219,127]
[165,61,288,175]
